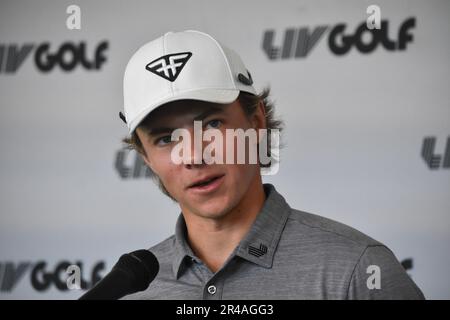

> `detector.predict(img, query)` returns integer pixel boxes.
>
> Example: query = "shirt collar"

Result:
[172,183,292,278]
[172,214,196,279]
[234,183,291,268]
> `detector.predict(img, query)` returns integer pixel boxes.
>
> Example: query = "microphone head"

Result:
[113,249,159,292]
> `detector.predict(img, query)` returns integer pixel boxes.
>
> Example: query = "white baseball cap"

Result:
[120,30,257,134]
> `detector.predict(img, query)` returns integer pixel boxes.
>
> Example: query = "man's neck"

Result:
[182,175,266,273]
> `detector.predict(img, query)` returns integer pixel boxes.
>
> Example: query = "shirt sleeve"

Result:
[347,245,425,300]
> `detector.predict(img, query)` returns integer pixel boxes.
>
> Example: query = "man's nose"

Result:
[184,125,206,168]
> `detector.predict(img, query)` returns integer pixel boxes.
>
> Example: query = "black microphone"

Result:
[79,249,159,300]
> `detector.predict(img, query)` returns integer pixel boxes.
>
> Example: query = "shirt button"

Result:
[207,285,217,295]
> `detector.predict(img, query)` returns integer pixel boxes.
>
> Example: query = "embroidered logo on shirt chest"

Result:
[248,244,268,257]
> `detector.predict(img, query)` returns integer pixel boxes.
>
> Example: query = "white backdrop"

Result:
[0,0,449,299]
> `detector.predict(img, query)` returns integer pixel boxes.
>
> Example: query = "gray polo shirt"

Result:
[123,184,424,300]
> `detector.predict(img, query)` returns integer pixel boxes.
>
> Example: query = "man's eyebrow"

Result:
[147,106,225,135]
[147,126,176,136]
[193,106,224,121]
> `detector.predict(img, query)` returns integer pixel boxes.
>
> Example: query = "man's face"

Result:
[136,99,263,220]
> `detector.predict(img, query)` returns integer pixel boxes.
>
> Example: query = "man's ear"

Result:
[140,153,154,171]
[252,101,267,145]
[135,128,154,170]
[252,100,267,131]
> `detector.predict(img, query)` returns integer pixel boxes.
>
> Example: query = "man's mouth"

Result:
[188,174,225,189]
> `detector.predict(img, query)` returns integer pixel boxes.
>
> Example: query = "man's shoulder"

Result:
[286,208,383,248]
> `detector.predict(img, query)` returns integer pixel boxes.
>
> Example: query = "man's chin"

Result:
[186,200,232,220]
[194,206,228,220]
[180,190,239,220]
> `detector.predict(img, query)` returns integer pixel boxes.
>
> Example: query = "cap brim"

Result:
[128,88,240,134]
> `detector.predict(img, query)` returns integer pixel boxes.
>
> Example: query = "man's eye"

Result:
[205,119,222,129]
[155,135,172,145]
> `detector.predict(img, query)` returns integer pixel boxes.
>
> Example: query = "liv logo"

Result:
[0,262,30,292]
[115,148,154,179]
[263,26,327,59]
[0,260,104,293]
[0,41,108,74]
[421,136,450,170]
[262,17,415,60]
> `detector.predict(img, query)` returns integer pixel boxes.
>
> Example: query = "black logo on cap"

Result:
[145,52,192,82]
[248,243,268,257]
[238,70,253,86]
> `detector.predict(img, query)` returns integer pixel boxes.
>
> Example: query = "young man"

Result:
[119,30,424,299]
